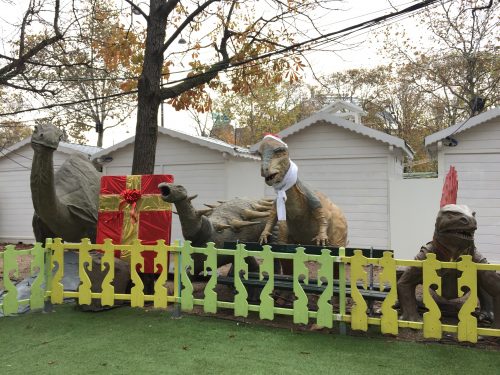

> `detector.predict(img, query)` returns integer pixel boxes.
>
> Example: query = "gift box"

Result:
[96,174,174,273]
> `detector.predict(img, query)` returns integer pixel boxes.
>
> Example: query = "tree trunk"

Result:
[97,130,104,148]
[132,0,167,175]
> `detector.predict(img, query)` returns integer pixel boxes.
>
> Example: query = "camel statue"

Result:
[30,123,130,310]
[30,123,100,243]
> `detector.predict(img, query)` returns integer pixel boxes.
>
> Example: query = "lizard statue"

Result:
[257,134,348,260]
[397,204,500,328]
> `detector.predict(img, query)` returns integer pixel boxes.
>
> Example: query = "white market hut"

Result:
[91,127,261,243]
[425,107,500,262]
[0,138,101,243]
[251,101,414,252]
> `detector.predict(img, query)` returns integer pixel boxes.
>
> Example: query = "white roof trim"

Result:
[0,137,31,157]
[91,126,258,161]
[250,112,414,158]
[320,100,367,115]
[425,107,500,147]
[0,137,100,159]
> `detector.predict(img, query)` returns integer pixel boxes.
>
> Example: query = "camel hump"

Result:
[55,153,101,223]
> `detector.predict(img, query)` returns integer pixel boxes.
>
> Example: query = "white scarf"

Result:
[273,160,298,220]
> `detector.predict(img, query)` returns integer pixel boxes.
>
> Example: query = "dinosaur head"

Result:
[31,124,64,150]
[258,135,291,187]
[434,204,477,257]
[158,183,188,203]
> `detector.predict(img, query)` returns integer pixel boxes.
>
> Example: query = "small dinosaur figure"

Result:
[397,204,500,328]
[257,135,348,248]
[159,182,274,273]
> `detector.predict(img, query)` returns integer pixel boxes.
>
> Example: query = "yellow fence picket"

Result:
[130,239,145,307]
[350,250,368,331]
[50,238,65,304]
[153,240,169,309]
[77,239,93,306]
[457,255,478,343]
[379,251,398,335]
[6,239,498,344]
[422,253,442,339]
[101,240,115,307]
[316,249,334,329]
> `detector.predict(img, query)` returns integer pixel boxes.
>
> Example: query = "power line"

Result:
[0,149,31,169]
[0,0,442,117]
[2,1,443,88]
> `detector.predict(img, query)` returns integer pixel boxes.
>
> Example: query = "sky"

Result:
[92,0,423,148]
[3,0,425,148]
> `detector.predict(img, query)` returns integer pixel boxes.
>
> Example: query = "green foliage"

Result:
[210,79,310,145]
[0,91,31,147]
[32,0,143,146]
[381,0,499,122]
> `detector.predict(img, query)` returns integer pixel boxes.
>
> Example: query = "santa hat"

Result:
[263,133,287,148]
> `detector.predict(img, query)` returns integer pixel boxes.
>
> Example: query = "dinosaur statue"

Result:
[30,123,130,310]
[257,134,348,249]
[397,204,500,328]
[31,123,100,243]
[158,182,274,273]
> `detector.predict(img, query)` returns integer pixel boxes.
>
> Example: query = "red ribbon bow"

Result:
[119,188,142,223]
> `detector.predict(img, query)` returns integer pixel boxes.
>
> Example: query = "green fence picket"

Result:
[293,247,308,325]
[203,243,218,314]
[2,245,19,316]
[2,238,499,344]
[29,243,46,311]
[316,248,334,328]
[234,243,249,317]
[180,241,194,311]
[259,245,275,320]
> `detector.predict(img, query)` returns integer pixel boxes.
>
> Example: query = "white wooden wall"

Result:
[280,122,403,250]
[0,144,72,243]
[101,136,261,243]
[389,178,441,259]
[3,123,497,264]
[437,120,500,262]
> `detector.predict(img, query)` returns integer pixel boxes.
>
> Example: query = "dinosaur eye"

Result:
[273,148,287,157]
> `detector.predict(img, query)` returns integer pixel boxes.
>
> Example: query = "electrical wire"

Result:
[0,0,443,117]
[0,148,31,169]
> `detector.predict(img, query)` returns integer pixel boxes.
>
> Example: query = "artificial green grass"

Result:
[0,304,498,375]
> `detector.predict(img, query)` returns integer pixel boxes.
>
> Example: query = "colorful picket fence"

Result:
[1,239,499,343]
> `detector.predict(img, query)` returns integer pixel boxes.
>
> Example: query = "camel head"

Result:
[258,135,291,187]
[31,123,64,150]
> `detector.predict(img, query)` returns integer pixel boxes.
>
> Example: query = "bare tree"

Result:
[382,0,499,125]
[127,0,347,174]
[0,0,64,93]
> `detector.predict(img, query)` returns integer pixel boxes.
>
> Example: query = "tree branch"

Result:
[161,0,220,53]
